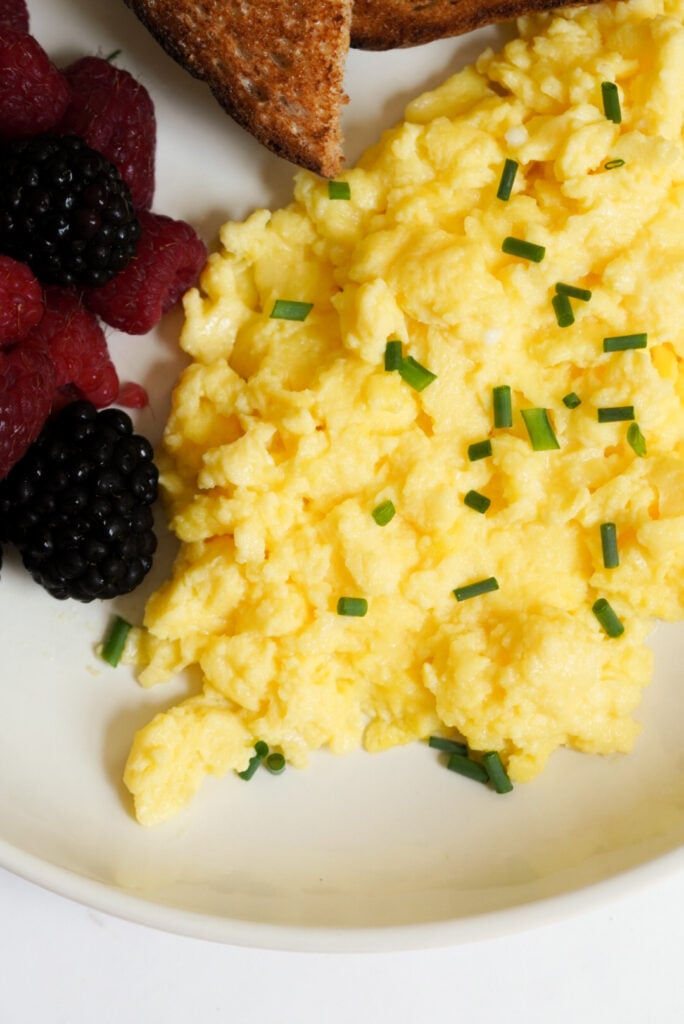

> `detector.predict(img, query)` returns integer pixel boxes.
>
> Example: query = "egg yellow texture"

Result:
[125,0,684,826]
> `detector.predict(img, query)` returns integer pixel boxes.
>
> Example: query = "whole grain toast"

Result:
[122,0,351,177]
[350,0,595,49]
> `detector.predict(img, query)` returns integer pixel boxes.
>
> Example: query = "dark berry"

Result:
[0,134,141,287]
[0,253,43,348]
[0,30,70,141]
[25,287,119,410]
[0,0,29,32]
[0,337,55,480]
[84,210,207,334]
[0,399,159,601]
[58,56,156,211]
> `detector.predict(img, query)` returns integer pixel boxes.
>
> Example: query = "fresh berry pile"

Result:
[0,0,208,599]
[0,401,158,601]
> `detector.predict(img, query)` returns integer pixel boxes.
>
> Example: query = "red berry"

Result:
[0,0,29,32]
[58,56,156,211]
[0,255,44,348]
[0,30,71,141]
[117,381,149,409]
[83,211,207,335]
[26,288,119,410]
[0,338,55,479]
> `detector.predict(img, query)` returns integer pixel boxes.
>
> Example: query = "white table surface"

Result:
[1,860,682,1023]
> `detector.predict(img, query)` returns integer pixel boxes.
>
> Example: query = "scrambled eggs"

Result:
[125,0,684,825]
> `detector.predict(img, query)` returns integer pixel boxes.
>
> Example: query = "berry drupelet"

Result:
[0,134,141,287]
[0,400,159,601]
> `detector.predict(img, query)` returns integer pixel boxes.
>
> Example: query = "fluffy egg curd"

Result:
[124,0,684,825]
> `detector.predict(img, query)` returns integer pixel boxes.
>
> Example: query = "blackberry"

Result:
[0,134,141,287]
[0,400,158,601]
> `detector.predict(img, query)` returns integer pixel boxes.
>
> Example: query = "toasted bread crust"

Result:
[123,0,351,176]
[350,0,598,49]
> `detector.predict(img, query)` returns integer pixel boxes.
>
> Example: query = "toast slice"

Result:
[122,0,351,177]
[350,0,596,49]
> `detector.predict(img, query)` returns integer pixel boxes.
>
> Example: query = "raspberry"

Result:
[0,254,43,348]
[0,30,70,141]
[0,335,56,480]
[0,400,159,601]
[0,134,141,287]
[0,0,29,32]
[84,211,207,334]
[116,381,149,409]
[58,56,156,211]
[26,288,119,410]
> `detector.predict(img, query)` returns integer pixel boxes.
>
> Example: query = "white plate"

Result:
[3,0,684,954]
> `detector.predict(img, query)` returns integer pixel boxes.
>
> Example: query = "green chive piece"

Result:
[398,355,437,392]
[372,499,396,526]
[601,81,622,124]
[464,489,491,514]
[446,752,489,784]
[238,741,269,780]
[552,292,575,328]
[328,180,351,200]
[384,339,403,370]
[555,282,592,302]
[265,752,286,774]
[482,751,513,794]
[106,49,122,62]
[604,158,625,170]
[493,384,513,428]
[468,439,493,461]
[453,577,499,602]
[592,597,625,637]
[502,236,546,263]
[101,615,132,667]
[337,596,368,617]
[600,522,619,569]
[496,158,518,201]
[627,422,647,457]
[521,408,560,450]
[603,333,647,352]
[270,299,313,321]
[598,405,635,423]
[429,735,468,755]
[562,392,582,409]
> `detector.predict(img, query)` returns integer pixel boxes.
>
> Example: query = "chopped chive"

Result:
[603,333,647,352]
[398,355,437,392]
[270,299,313,321]
[598,405,635,423]
[552,292,575,328]
[601,81,622,124]
[101,615,132,667]
[372,499,396,525]
[592,597,624,637]
[384,339,403,370]
[562,391,582,409]
[492,384,512,428]
[555,282,592,302]
[265,752,286,774]
[600,522,619,569]
[468,439,492,461]
[482,751,513,794]
[502,236,546,263]
[429,735,468,755]
[627,422,647,457]
[328,180,351,200]
[446,752,489,784]
[521,408,560,450]
[453,576,499,602]
[464,489,491,514]
[106,49,122,62]
[237,741,269,780]
[337,596,368,617]
[604,158,625,170]
[496,158,518,201]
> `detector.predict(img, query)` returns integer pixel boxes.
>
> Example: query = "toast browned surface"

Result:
[122,0,351,177]
[350,0,597,50]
